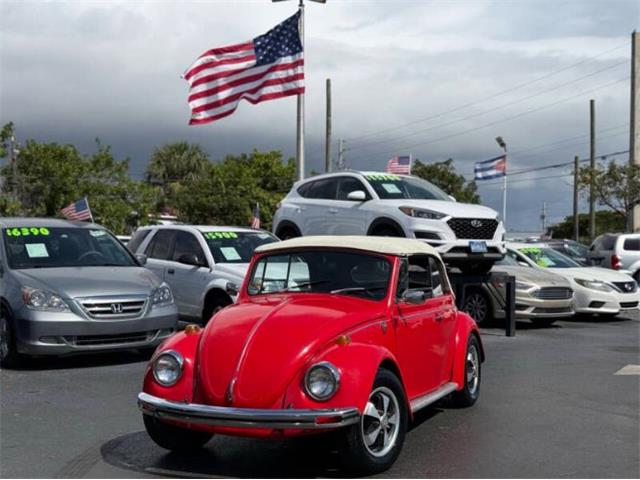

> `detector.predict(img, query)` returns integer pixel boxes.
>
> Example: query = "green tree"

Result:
[550,211,626,243]
[174,150,295,230]
[411,158,480,203]
[146,142,210,208]
[577,161,640,226]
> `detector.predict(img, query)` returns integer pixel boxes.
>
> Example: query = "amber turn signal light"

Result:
[184,324,202,335]
[335,335,351,346]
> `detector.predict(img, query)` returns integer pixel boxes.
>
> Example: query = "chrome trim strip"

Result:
[138,392,360,430]
[409,382,458,413]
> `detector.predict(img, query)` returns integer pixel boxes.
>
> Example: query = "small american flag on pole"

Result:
[386,155,411,174]
[60,197,93,222]
[183,12,304,125]
[250,203,260,229]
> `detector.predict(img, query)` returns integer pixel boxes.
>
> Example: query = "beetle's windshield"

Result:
[364,173,450,201]
[200,231,279,264]
[3,227,137,269]
[517,246,581,268]
[248,250,391,300]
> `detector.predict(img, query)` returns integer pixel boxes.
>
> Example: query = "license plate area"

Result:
[469,241,488,253]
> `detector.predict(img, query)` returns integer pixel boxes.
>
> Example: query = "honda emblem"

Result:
[110,303,123,314]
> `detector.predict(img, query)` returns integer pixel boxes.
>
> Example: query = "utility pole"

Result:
[589,99,596,241]
[325,78,332,173]
[337,138,345,171]
[540,202,547,235]
[630,30,640,232]
[573,155,580,241]
[9,134,17,203]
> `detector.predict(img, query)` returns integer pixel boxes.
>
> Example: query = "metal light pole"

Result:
[272,0,326,181]
[495,136,508,229]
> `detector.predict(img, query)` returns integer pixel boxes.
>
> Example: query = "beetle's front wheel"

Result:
[143,415,213,452]
[341,368,408,475]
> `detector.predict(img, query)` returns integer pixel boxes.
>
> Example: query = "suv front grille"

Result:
[447,218,498,240]
[79,296,147,319]
[533,287,573,300]
[612,281,637,293]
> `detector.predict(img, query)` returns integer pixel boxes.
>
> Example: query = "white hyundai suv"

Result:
[272,171,505,274]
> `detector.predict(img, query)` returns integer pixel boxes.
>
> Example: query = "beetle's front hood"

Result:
[195,294,386,408]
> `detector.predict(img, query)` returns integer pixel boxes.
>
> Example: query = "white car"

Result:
[587,233,640,282]
[273,171,505,274]
[128,225,279,323]
[508,244,639,317]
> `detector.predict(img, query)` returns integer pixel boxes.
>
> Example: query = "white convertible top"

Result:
[255,235,439,257]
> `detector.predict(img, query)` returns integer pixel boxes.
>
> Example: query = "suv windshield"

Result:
[517,246,581,268]
[201,231,278,264]
[248,250,391,300]
[364,173,450,201]
[3,227,137,269]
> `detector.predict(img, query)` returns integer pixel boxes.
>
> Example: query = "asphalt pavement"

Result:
[1,313,639,478]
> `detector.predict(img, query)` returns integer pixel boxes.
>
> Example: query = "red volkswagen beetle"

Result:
[138,236,484,474]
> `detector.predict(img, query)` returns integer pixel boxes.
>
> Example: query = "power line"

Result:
[346,60,628,153]
[347,76,630,164]
[345,42,629,145]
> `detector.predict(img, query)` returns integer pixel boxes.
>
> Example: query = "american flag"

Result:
[184,12,304,125]
[386,156,411,174]
[250,203,260,229]
[474,154,507,180]
[61,197,93,221]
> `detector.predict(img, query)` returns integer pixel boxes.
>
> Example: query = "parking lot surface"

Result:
[1,314,639,478]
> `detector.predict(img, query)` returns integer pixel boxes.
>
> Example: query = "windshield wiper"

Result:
[280,279,331,292]
[330,286,386,295]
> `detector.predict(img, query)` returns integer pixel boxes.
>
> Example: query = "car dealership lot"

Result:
[1,314,639,479]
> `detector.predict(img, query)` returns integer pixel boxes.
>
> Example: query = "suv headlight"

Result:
[574,278,615,292]
[304,362,340,401]
[152,350,183,386]
[21,286,70,312]
[151,283,174,307]
[399,207,446,220]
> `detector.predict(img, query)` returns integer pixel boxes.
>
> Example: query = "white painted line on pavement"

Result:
[614,364,640,375]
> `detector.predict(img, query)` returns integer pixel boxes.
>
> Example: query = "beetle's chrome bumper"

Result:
[138,392,360,430]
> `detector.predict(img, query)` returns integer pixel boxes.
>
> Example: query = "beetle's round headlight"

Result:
[304,362,340,401]
[152,351,183,386]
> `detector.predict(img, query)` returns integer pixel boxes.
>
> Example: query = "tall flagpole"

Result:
[296,0,305,181]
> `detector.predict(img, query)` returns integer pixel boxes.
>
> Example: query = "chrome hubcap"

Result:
[466,345,480,395]
[361,386,400,457]
[465,294,487,323]
[0,316,9,360]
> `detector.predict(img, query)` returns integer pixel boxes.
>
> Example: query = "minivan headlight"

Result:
[399,207,446,220]
[574,278,615,292]
[152,350,183,386]
[151,283,174,307]
[304,362,340,401]
[21,286,70,312]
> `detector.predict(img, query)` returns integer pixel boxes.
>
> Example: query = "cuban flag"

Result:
[474,155,507,181]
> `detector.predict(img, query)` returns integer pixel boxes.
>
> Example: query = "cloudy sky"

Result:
[1,0,637,232]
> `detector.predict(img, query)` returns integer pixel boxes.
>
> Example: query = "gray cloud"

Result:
[1,0,637,231]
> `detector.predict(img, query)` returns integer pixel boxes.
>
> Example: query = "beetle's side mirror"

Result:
[346,190,366,202]
[403,290,426,304]
[135,253,148,266]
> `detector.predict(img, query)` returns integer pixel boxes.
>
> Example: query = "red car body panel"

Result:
[141,249,484,437]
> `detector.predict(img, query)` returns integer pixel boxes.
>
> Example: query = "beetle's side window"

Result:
[397,255,430,299]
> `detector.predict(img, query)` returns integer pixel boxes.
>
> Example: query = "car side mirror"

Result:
[403,290,427,304]
[346,190,366,201]
[135,253,147,266]
[178,253,203,267]
[517,261,529,267]
[448,195,456,202]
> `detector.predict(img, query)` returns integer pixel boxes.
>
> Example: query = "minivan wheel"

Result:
[143,415,213,452]
[341,368,407,475]
[0,312,21,368]
[277,227,300,240]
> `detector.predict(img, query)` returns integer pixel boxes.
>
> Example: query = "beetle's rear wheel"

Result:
[341,368,407,475]
[451,334,481,407]
[143,414,213,452]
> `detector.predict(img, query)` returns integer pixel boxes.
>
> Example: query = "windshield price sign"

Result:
[204,232,238,240]
[5,227,51,237]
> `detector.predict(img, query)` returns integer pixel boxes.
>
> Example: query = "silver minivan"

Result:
[0,218,178,366]
[587,233,640,282]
